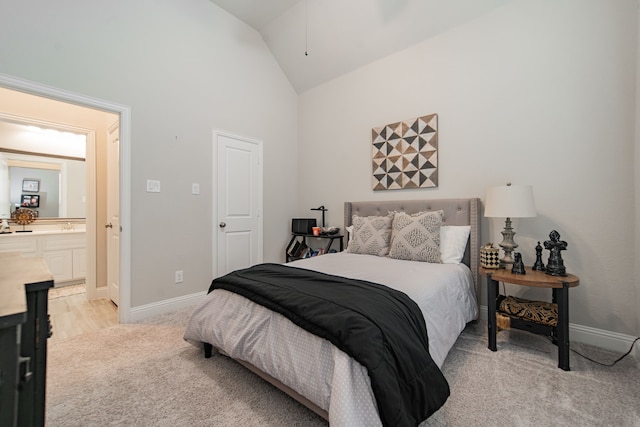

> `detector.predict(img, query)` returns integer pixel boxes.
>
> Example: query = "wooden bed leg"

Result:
[204,342,213,358]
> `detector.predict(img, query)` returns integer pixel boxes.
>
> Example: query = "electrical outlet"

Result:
[175,270,183,283]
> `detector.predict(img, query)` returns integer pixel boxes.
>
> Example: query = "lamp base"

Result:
[498,217,517,268]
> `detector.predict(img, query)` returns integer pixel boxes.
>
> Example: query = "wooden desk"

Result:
[480,268,579,371]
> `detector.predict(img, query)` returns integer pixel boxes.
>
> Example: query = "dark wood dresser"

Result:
[0,253,53,427]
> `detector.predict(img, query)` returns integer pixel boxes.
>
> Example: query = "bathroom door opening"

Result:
[0,73,132,322]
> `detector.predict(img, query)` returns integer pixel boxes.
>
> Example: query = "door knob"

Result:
[219,222,226,228]
[105,223,113,228]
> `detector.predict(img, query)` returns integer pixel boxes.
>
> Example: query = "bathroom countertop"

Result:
[0,229,86,237]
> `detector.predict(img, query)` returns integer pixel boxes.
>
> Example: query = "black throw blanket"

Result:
[209,263,450,427]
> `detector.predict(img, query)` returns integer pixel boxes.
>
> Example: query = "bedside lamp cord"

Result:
[568,336,640,367]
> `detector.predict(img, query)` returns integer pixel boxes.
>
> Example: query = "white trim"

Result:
[0,111,93,135]
[479,305,639,358]
[85,131,97,301]
[128,291,206,323]
[0,72,132,323]
[570,323,639,358]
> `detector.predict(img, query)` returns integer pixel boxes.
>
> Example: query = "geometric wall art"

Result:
[371,114,438,190]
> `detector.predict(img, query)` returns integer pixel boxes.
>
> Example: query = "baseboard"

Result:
[570,323,639,358]
[128,291,206,323]
[479,306,639,358]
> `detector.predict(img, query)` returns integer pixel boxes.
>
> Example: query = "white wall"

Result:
[0,0,299,307]
[636,0,640,336]
[299,0,639,337]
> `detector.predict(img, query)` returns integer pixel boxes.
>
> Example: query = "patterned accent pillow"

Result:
[389,210,443,263]
[346,214,393,256]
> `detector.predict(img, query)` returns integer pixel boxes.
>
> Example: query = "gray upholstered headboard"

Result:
[344,198,481,306]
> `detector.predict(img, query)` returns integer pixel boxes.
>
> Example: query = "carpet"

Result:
[46,308,640,427]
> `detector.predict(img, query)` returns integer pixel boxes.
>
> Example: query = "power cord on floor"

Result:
[568,336,640,367]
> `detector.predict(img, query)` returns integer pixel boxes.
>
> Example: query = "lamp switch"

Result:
[192,183,200,195]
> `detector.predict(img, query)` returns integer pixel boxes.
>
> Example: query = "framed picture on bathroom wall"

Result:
[22,179,40,192]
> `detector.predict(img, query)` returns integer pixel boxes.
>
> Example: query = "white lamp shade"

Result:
[484,185,536,218]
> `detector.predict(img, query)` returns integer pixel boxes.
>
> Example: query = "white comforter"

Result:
[184,253,478,426]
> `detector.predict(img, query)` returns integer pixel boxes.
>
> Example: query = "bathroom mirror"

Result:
[0,121,86,220]
[1,153,86,219]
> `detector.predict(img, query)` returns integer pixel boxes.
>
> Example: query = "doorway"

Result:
[0,72,132,322]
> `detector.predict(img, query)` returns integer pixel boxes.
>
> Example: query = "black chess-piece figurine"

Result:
[544,230,567,276]
[511,252,526,275]
[532,241,545,271]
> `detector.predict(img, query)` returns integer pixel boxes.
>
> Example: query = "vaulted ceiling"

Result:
[209,0,513,93]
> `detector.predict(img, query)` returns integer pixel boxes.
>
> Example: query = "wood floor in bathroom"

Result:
[48,286,118,341]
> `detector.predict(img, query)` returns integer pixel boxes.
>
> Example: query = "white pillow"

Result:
[440,225,471,264]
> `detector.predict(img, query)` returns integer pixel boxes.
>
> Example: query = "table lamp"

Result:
[484,183,536,268]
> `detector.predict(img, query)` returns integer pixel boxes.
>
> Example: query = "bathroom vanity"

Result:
[0,230,86,285]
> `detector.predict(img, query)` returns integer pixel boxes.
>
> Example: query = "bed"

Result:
[184,198,480,426]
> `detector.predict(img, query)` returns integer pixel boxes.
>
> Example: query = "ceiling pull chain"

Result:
[304,0,309,56]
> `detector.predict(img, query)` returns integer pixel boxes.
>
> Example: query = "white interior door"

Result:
[215,132,263,277]
[107,121,120,305]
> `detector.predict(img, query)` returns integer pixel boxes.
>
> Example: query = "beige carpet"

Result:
[46,308,640,427]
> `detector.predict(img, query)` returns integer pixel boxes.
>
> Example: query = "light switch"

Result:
[192,183,200,195]
[146,179,161,193]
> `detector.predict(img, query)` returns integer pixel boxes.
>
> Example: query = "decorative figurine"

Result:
[544,230,567,276]
[511,252,526,275]
[532,241,545,271]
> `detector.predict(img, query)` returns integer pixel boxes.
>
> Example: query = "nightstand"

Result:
[480,268,580,371]
[285,233,344,262]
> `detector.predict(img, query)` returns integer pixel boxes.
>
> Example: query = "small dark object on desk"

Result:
[320,227,340,236]
[544,230,567,276]
[532,241,545,271]
[511,252,526,275]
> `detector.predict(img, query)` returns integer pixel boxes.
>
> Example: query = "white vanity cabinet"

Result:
[0,230,86,284]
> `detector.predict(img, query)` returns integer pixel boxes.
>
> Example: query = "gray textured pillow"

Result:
[389,210,443,263]
[346,214,393,256]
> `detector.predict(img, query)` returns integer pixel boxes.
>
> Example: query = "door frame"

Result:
[0,72,133,323]
[212,129,263,279]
